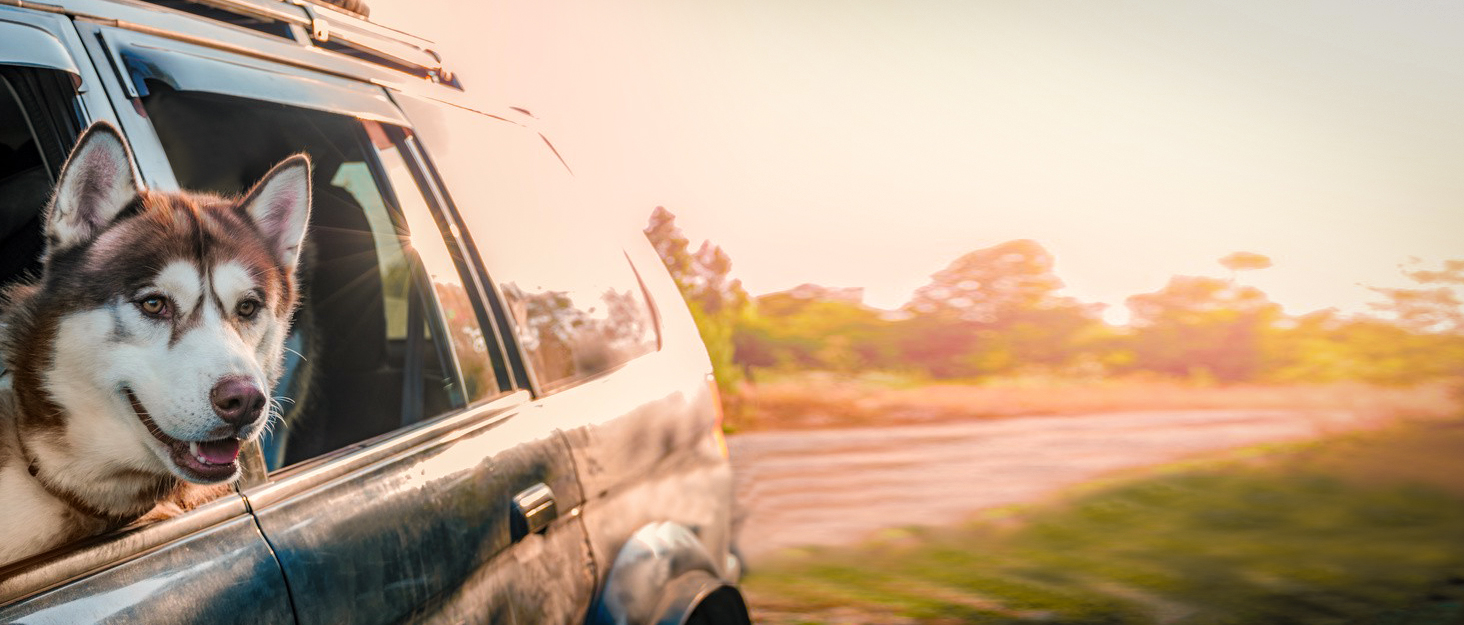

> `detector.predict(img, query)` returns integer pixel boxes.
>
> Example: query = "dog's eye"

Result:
[138,296,169,318]
[237,300,259,319]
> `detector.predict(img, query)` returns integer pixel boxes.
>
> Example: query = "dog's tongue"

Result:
[194,438,241,465]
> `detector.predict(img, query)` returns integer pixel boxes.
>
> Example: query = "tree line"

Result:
[645,207,1464,392]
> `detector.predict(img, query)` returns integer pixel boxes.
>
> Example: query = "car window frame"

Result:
[100,62,532,480]
[381,114,533,395]
[238,115,532,479]
[381,94,544,395]
[342,119,470,425]
[366,121,519,403]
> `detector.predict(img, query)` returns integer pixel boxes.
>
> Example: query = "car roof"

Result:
[44,0,488,107]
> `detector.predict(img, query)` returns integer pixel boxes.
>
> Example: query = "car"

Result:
[0,0,748,623]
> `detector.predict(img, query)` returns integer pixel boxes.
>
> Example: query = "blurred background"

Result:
[374,2,1464,622]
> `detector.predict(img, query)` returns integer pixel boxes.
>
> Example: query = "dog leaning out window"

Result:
[0,121,311,567]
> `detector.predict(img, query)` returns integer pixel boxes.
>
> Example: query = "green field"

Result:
[745,418,1464,624]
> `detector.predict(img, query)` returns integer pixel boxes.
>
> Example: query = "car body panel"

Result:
[246,394,597,624]
[0,496,293,624]
[565,240,741,611]
[587,523,732,625]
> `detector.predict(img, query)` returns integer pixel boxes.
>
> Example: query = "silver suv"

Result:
[0,1,746,622]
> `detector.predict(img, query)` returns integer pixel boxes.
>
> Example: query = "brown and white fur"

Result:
[0,122,310,566]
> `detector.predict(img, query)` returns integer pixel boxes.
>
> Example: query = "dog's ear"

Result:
[239,154,311,272]
[46,122,141,254]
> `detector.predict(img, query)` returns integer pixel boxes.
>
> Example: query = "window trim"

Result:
[387,123,531,395]
[249,118,526,474]
[97,26,409,126]
[624,250,667,354]
[245,390,531,506]
[348,121,467,422]
[372,123,519,403]
[0,17,80,79]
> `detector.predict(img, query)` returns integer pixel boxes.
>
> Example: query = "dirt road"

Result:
[729,409,1373,563]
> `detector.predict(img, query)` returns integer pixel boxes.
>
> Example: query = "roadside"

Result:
[738,416,1464,624]
[731,408,1397,562]
[724,374,1460,432]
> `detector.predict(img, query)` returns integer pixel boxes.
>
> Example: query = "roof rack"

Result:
[136,0,461,87]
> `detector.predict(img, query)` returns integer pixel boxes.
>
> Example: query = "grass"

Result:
[743,417,1464,624]
[726,371,1462,432]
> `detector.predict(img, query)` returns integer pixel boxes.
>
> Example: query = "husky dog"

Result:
[0,122,310,566]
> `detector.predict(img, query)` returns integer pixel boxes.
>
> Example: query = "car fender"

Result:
[587,522,746,625]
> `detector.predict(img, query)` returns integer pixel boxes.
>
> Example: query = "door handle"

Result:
[510,483,557,541]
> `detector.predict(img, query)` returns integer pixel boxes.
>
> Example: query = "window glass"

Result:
[498,261,660,390]
[395,97,660,391]
[363,121,500,402]
[140,85,475,470]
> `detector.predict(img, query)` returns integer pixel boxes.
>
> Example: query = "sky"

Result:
[369,1,1464,322]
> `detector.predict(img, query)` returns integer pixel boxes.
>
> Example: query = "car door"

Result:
[390,93,740,608]
[85,22,598,624]
[242,124,599,624]
[0,9,293,622]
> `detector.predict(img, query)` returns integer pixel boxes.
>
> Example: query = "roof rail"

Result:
[136,0,461,88]
[306,0,365,18]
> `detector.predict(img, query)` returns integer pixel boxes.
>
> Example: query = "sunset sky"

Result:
[371,1,1464,322]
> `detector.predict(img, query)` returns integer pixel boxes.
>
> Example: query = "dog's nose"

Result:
[211,377,265,426]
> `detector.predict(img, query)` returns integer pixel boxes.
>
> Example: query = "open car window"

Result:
[137,84,502,472]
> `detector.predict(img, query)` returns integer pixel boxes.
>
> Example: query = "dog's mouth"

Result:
[125,389,241,483]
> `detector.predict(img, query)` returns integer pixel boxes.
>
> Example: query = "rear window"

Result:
[497,254,659,390]
[395,97,659,391]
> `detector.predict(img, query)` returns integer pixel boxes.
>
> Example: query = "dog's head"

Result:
[26,122,310,484]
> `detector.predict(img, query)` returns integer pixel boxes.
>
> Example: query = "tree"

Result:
[644,207,749,395]
[1265,310,1464,384]
[1124,275,1281,382]
[905,239,1067,323]
[645,206,697,291]
[899,240,1102,379]
[1348,258,1464,382]
[735,287,898,375]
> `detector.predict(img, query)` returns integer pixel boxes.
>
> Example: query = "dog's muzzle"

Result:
[126,388,245,483]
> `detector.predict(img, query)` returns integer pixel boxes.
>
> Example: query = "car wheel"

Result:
[683,586,751,625]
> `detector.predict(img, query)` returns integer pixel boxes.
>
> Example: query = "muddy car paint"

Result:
[242,392,597,624]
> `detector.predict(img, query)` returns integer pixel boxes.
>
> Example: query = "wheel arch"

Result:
[586,522,748,625]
